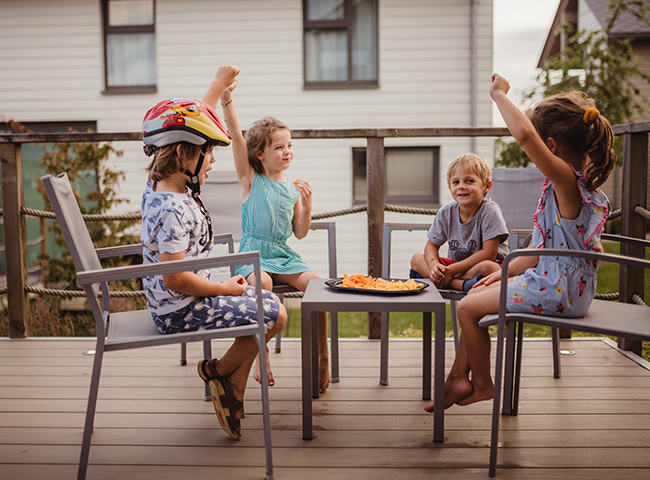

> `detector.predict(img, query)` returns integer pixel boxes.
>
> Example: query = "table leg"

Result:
[330,311,340,383]
[312,311,320,399]
[422,312,431,400]
[301,307,313,440]
[434,305,445,442]
[380,311,389,386]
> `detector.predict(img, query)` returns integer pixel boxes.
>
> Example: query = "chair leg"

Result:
[77,348,105,480]
[380,311,390,385]
[274,293,284,353]
[501,322,517,416]
[489,322,507,477]
[274,329,282,353]
[511,322,525,416]
[330,311,340,383]
[202,340,212,401]
[450,299,460,353]
[180,342,187,365]
[551,327,562,379]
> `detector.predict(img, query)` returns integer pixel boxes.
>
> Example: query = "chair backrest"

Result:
[41,173,103,275]
[489,167,546,249]
[202,170,242,242]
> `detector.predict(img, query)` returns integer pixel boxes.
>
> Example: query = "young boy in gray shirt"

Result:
[410,153,509,291]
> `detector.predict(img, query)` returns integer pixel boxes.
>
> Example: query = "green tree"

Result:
[496,0,650,167]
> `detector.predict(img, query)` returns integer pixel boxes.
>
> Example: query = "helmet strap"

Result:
[184,144,213,243]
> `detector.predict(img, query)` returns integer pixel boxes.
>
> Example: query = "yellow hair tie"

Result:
[583,107,600,125]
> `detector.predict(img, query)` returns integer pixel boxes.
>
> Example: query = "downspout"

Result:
[470,0,477,152]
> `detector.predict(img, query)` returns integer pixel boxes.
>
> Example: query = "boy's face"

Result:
[448,165,491,208]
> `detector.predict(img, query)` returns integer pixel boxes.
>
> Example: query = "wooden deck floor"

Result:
[1,336,650,479]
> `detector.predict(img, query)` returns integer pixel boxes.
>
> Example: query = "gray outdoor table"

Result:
[301,278,447,442]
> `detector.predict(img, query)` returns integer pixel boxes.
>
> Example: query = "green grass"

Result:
[283,240,650,359]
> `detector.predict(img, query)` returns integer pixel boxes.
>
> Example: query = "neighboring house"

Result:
[0,0,493,277]
[537,0,650,211]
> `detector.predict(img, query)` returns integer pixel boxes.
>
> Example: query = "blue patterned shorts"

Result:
[152,286,281,334]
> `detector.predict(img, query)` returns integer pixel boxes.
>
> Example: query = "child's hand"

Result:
[474,269,501,288]
[293,179,313,209]
[220,79,238,105]
[215,65,240,92]
[223,274,248,296]
[490,73,510,98]
[428,262,448,284]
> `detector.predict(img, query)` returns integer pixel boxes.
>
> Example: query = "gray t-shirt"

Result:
[426,198,509,263]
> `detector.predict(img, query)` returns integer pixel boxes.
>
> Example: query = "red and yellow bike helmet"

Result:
[142,97,230,156]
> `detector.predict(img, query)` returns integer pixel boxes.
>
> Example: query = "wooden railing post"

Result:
[617,132,648,355]
[0,143,30,337]
[366,134,385,339]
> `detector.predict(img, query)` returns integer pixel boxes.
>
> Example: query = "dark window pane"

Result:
[307,0,344,21]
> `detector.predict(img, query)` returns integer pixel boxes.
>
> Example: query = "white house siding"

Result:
[0,0,493,278]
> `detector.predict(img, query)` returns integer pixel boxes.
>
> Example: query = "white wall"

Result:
[0,0,493,277]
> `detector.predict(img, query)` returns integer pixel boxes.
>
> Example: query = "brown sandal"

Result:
[197,359,219,384]
[209,374,243,440]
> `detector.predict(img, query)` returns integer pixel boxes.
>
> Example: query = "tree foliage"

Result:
[36,134,140,289]
[496,0,650,167]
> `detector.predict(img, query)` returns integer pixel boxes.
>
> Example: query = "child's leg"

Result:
[448,260,502,291]
[213,303,287,401]
[274,270,331,393]
[424,281,502,411]
[246,272,276,387]
[410,252,431,278]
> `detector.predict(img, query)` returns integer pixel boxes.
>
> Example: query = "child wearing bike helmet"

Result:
[140,65,287,440]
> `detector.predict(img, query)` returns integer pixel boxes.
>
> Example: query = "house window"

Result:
[102,0,157,93]
[353,147,440,207]
[303,0,378,88]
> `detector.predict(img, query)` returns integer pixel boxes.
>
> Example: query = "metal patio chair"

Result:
[42,173,276,480]
[478,236,650,476]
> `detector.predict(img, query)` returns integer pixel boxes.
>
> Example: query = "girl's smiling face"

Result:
[448,164,491,208]
[258,129,293,177]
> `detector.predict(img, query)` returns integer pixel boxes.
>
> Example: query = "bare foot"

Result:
[319,353,331,393]
[252,348,275,387]
[455,379,494,406]
[423,376,473,412]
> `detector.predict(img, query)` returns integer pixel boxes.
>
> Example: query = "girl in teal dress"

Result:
[219,76,331,393]
[424,73,616,414]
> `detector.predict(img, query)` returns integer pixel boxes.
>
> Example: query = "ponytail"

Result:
[584,114,616,191]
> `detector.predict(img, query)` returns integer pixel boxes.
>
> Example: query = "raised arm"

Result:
[219,80,254,198]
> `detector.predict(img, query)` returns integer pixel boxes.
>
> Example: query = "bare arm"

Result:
[490,73,582,219]
[160,251,248,297]
[219,79,254,198]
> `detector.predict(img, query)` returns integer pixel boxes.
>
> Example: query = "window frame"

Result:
[302,0,379,89]
[101,0,157,94]
[352,146,440,207]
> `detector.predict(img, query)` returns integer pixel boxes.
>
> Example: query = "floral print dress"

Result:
[507,169,610,317]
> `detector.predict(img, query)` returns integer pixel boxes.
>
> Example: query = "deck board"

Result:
[1,337,650,479]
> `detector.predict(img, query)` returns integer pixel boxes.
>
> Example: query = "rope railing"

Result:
[0,203,643,303]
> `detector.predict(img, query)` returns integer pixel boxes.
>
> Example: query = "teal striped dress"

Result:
[235,173,313,279]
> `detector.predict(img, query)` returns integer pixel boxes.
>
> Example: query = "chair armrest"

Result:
[213,232,234,245]
[496,247,650,318]
[602,234,650,248]
[95,244,143,259]
[77,251,261,285]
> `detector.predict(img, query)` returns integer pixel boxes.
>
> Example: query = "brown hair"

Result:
[244,117,291,174]
[527,91,616,191]
[145,143,202,182]
[447,153,492,189]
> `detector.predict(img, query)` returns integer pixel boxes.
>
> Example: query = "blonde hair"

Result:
[447,153,492,187]
[527,91,616,191]
[244,117,292,174]
[145,143,202,182]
